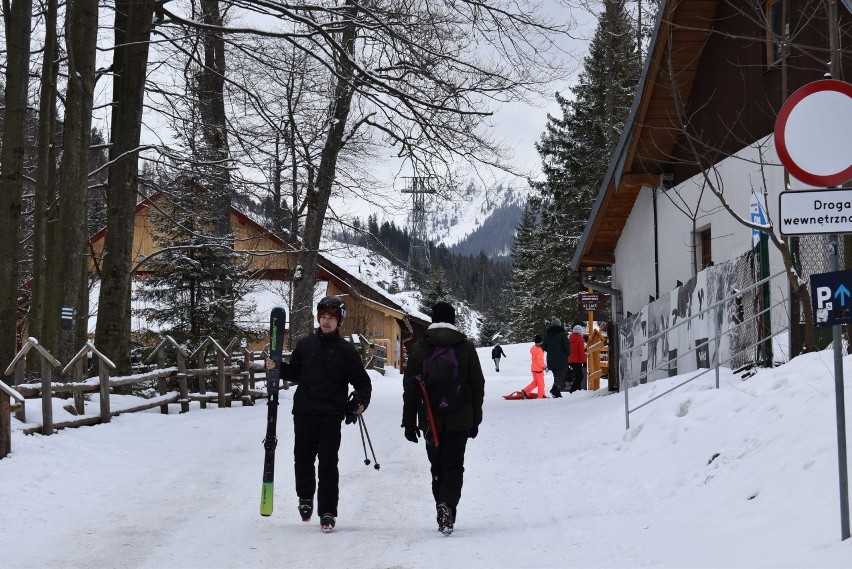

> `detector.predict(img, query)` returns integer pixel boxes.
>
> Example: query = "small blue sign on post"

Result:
[811,270,852,326]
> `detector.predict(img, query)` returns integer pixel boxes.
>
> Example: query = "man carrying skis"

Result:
[401,301,485,535]
[289,295,372,532]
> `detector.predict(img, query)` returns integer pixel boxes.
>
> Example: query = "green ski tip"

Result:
[260,483,274,516]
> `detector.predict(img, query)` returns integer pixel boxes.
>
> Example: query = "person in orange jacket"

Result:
[567,325,587,392]
[522,334,547,399]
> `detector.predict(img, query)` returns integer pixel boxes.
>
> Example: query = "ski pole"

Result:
[358,414,380,470]
[357,414,371,466]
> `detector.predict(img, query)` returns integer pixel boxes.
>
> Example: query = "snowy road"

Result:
[2,343,852,568]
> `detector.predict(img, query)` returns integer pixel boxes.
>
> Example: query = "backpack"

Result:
[421,344,469,413]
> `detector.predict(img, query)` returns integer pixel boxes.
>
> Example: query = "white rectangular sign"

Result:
[779,189,852,235]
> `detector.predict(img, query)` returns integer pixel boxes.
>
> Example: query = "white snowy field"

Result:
[2,342,852,568]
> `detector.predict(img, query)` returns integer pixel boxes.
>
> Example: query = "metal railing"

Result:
[622,269,789,429]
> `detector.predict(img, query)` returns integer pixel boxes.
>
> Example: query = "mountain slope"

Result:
[426,183,526,257]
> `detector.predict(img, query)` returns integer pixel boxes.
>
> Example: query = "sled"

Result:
[502,391,547,400]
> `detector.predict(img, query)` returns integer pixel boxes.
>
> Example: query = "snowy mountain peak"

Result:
[424,183,526,257]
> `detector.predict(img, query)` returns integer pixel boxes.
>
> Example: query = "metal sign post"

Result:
[778,79,852,541]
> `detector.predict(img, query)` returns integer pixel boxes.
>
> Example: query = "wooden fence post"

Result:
[62,341,116,425]
[145,335,190,414]
[217,351,228,408]
[0,380,25,459]
[72,359,85,415]
[195,345,208,409]
[98,357,111,424]
[176,349,189,413]
[1,391,10,459]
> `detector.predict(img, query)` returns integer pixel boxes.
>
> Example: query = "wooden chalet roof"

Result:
[87,193,409,321]
[571,0,717,269]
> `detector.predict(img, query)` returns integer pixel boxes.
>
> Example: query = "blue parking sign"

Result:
[811,270,852,326]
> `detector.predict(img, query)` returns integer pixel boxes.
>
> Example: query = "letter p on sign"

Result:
[816,286,833,309]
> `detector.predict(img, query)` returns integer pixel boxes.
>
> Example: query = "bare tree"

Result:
[50,0,99,364]
[0,0,32,367]
[94,0,156,374]
[28,0,60,357]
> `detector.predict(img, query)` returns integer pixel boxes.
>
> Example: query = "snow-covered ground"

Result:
[2,343,852,568]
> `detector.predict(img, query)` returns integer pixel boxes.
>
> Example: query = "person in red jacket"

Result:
[567,325,587,392]
[522,334,547,398]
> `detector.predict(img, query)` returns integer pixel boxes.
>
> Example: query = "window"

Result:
[766,0,787,66]
[700,228,712,269]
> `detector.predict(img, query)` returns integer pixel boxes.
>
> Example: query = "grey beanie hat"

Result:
[551,317,562,327]
[573,325,584,333]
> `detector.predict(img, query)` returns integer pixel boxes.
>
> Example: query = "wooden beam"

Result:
[620,173,661,189]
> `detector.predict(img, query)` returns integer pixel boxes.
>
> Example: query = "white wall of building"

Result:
[614,135,794,331]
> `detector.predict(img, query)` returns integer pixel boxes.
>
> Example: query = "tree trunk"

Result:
[53,0,99,364]
[0,0,33,368]
[30,0,59,358]
[290,4,358,343]
[94,0,155,374]
[198,0,235,328]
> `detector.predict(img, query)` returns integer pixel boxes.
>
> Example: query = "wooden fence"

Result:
[1,333,388,460]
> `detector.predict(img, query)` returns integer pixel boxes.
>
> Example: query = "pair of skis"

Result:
[260,307,286,517]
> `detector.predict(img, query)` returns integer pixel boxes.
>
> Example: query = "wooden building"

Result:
[88,193,427,372]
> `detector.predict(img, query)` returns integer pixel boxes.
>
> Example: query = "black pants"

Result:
[293,413,342,516]
[551,367,568,392]
[568,363,584,392]
[425,429,469,511]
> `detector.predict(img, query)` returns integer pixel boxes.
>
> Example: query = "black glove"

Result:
[469,425,479,439]
[344,408,357,425]
[344,391,362,425]
[404,426,420,443]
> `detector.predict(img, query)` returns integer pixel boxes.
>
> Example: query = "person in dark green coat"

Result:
[542,317,570,398]
[401,301,485,535]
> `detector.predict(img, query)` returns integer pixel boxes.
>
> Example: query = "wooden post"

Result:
[196,349,208,409]
[217,352,228,408]
[244,348,254,389]
[40,354,54,436]
[156,347,168,415]
[177,351,189,413]
[98,358,111,424]
[13,359,24,386]
[73,359,85,415]
[1,391,10,459]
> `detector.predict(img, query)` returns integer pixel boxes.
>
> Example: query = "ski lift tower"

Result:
[401,176,435,288]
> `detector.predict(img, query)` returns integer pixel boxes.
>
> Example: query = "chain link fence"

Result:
[789,234,846,355]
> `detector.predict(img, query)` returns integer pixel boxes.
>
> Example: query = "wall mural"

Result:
[617,255,752,389]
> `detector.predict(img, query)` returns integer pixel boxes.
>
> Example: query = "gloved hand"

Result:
[404,426,420,443]
[344,391,363,425]
[469,425,479,439]
[344,407,357,425]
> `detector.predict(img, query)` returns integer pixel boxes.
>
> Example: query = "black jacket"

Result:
[289,329,372,416]
[491,345,506,359]
[402,323,485,433]
[542,324,570,370]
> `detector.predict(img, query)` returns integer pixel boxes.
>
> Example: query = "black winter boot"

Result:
[437,502,454,535]
[298,497,313,522]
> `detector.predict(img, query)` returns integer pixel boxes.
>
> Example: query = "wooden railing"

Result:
[0,336,270,458]
[1,332,388,460]
[586,328,609,391]
[349,334,387,375]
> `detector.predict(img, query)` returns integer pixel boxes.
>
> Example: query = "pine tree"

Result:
[507,203,550,343]
[419,263,452,317]
[134,180,256,346]
[519,0,641,332]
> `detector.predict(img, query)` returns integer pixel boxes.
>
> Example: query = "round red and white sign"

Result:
[774,79,852,187]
